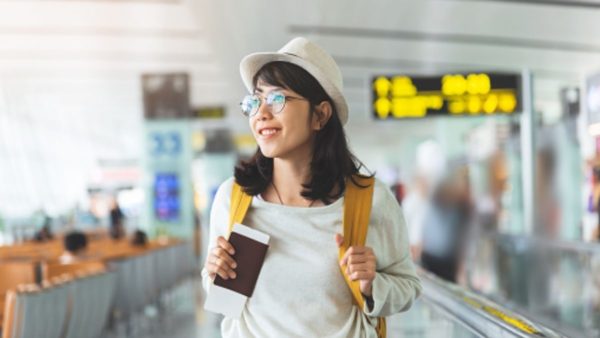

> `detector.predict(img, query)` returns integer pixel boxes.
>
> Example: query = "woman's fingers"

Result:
[340,246,373,265]
[345,262,376,278]
[339,246,376,283]
[214,256,237,277]
[217,236,235,255]
[208,261,237,280]
[346,254,372,265]
[346,262,375,274]
[211,247,237,269]
[206,255,237,280]
[349,270,376,281]
[205,236,238,280]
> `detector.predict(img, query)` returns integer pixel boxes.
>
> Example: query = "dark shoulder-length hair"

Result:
[234,61,371,204]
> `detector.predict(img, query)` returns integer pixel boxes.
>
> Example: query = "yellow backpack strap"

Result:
[340,175,375,307]
[340,175,386,338]
[228,181,253,234]
[376,317,386,338]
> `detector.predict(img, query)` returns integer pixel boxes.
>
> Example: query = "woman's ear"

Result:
[312,101,333,130]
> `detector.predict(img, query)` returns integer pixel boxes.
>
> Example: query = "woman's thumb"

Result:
[334,233,344,247]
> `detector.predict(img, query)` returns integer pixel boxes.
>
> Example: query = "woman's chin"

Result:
[259,146,278,158]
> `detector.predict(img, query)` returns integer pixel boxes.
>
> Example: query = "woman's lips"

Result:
[258,128,280,139]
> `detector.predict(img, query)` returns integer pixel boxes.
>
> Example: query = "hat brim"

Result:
[240,52,349,125]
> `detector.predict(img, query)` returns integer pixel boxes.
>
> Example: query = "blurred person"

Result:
[130,229,148,247]
[403,140,447,261]
[33,224,53,242]
[466,151,507,292]
[377,165,405,202]
[535,147,560,238]
[420,163,473,283]
[589,253,600,326]
[59,231,89,263]
[33,213,54,242]
[202,37,421,338]
[591,166,600,241]
[109,198,125,240]
[193,202,203,258]
[403,176,428,261]
[478,150,508,228]
[391,181,405,203]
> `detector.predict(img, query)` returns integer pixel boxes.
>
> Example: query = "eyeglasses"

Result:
[240,91,306,117]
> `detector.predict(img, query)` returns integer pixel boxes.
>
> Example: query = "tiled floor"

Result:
[107,277,477,338]
[103,278,222,338]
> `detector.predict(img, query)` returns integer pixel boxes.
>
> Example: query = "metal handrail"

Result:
[497,232,600,254]
[418,268,568,338]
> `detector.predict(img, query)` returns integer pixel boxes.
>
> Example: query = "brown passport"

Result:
[214,232,269,297]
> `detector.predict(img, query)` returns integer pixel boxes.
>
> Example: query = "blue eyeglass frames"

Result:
[240,91,306,117]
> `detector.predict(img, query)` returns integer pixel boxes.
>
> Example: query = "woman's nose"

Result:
[255,100,272,120]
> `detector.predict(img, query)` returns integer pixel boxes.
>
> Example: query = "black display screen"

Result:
[372,72,522,119]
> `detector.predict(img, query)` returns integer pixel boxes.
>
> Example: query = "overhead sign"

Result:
[142,73,190,119]
[372,72,522,119]
[193,107,226,119]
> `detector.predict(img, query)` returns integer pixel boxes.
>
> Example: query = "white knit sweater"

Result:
[201,177,421,338]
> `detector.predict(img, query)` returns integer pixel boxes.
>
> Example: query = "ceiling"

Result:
[192,0,600,126]
[2,0,599,127]
[1,0,599,215]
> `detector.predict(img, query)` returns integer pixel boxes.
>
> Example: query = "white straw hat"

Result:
[239,37,349,125]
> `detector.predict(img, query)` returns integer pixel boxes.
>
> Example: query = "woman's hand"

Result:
[205,236,237,280]
[335,234,377,297]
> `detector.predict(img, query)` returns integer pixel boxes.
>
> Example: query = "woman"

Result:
[201,37,421,338]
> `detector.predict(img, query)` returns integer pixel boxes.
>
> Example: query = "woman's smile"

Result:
[257,127,281,140]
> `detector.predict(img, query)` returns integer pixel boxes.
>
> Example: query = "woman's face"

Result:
[249,81,318,161]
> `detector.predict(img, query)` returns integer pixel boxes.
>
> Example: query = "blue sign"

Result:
[150,131,182,156]
[153,173,180,222]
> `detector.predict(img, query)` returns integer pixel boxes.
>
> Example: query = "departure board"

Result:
[372,73,522,119]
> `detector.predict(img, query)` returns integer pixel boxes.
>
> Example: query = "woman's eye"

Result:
[270,93,285,104]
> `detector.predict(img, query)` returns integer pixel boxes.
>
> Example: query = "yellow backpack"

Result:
[227,175,386,337]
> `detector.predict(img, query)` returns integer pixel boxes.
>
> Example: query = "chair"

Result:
[1,282,69,338]
[178,241,197,280]
[42,261,106,280]
[43,280,69,338]
[108,258,135,322]
[0,261,38,335]
[139,252,156,306]
[0,263,37,297]
[62,271,116,338]
[1,291,17,338]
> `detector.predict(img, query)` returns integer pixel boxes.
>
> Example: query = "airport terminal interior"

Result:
[1,0,600,337]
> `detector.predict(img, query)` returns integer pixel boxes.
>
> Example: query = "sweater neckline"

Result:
[253,193,344,213]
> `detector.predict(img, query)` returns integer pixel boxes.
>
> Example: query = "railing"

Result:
[418,268,568,338]
[466,233,599,337]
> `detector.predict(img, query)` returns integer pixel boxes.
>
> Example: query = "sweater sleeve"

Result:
[363,180,422,317]
[201,177,235,293]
